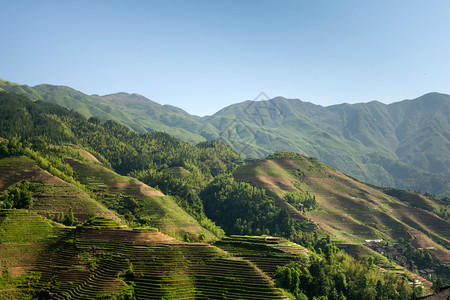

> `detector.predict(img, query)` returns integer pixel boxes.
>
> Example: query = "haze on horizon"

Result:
[1,0,450,116]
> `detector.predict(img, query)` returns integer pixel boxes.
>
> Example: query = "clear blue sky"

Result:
[2,0,450,116]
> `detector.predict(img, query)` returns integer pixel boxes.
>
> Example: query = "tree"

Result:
[433,275,446,293]
[63,207,76,226]
[424,252,433,265]
[0,181,33,209]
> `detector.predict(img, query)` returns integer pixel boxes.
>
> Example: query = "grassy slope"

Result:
[0,145,217,242]
[234,153,450,264]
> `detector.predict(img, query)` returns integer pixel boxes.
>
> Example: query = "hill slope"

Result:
[0,210,289,299]
[65,153,216,241]
[0,144,217,241]
[0,155,120,223]
[0,79,207,144]
[234,153,450,265]
[1,78,449,196]
[206,94,450,197]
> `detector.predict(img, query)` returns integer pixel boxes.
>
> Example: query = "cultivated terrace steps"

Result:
[215,236,309,277]
[1,211,290,299]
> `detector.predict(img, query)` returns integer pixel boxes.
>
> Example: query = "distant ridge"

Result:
[1,78,449,196]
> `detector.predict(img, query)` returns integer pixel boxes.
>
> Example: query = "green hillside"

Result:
[0,145,217,243]
[233,152,450,278]
[0,91,238,239]
[91,92,210,143]
[205,95,450,197]
[0,79,208,144]
[1,78,449,197]
[0,92,289,298]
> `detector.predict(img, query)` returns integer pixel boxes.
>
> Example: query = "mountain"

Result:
[90,92,209,143]
[0,91,446,298]
[0,78,208,144]
[202,94,450,197]
[1,78,449,197]
[234,153,449,258]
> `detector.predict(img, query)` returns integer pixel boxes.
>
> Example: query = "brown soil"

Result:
[1,168,65,190]
[276,246,308,255]
[235,160,299,196]
[33,170,68,185]
[76,228,181,244]
[7,266,28,278]
[136,231,180,244]
[78,149,100,163]
[107,182,164,197]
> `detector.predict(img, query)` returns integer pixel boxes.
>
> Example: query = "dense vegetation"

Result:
[284,190,317,211]
[0,90,448,298]
[0,181,33,209]
[275,250,423,300]
[201,174,283,235]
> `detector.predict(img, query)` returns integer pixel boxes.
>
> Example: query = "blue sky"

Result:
[2,0,450,116]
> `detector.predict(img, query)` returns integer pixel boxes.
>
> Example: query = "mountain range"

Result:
[0,88,448,298]
[1,78,449,197]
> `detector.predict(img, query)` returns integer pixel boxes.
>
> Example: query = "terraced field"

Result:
[0,210,63,299]
[69,228,287,299]
[0,156,120,222]
[215,236,309,277]
[1,211,289,299]
[1,150,291,298]
[0,210,57,277]
[234,154,450,264]
[65,156,216,242]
